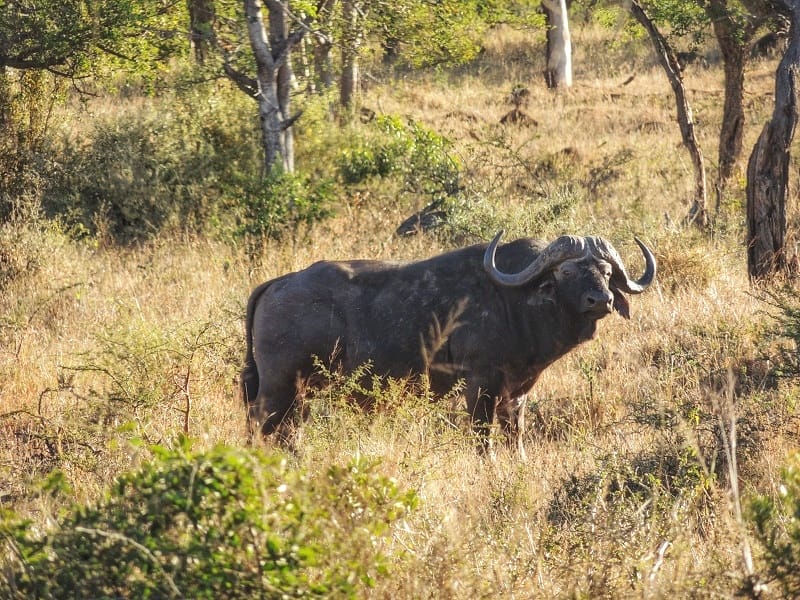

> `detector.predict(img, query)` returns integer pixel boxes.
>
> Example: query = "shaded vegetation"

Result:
[1,7,800,598]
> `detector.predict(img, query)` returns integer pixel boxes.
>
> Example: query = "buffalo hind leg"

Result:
[249,380,303,448]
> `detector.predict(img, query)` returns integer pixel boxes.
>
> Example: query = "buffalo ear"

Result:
[527,278,557,307]
[612,288,630,319]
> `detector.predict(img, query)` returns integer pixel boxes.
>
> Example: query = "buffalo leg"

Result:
[249,380,300,443]
[466,386,496,454]
[496,395,528,461]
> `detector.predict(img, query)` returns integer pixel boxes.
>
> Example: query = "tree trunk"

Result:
[312,0,335,91]
[714,25,746,183]
[340,0,363,111]
[188,0,216,64]
[708,0,760,186]
[542,0,573,88]
[313,38,334,90]
[746,2,800,281]
[630,0,708,228]
[240,0,305,174]
[269,0,294,173]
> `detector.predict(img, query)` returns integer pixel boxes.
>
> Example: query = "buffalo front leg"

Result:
[466,386,496,455]
[496,395,528,461]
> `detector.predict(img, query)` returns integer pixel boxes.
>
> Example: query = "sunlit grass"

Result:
[1,21,798,597]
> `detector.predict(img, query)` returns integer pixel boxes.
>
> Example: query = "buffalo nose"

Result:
[582,290,614,314]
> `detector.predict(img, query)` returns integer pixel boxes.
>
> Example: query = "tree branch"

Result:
[223,62,258,98]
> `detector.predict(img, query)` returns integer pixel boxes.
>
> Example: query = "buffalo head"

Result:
[483,231,655,340]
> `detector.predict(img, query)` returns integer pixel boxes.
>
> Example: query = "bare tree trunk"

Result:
[630,0,708,228]
[542,0,572,88]
[708,0,762,188]
[238,0,305,174]
[188,0,216,64]
[746,2,800,280]
[340,0,363,111]
[714,24,746,183]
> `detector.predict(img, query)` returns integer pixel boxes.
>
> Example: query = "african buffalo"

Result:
[241,231,656,455]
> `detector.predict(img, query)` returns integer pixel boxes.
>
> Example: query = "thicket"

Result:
[749,452,800,598]
[0,439,417,598]
[1,73,472,246]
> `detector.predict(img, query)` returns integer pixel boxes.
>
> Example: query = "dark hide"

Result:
[242,236,649,456]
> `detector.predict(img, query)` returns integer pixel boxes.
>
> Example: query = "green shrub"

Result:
[547,445,712,531]
[761,284,800,379]
[0,438,418,599]
[43,86,259,243]
[748,452,800,597]
[0,71,65,222]
[231,166,335,247]
[337,115,460,201]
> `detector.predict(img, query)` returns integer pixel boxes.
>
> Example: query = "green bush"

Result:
[231,166,335,246]
[547,445,712,531]
[761,284,800,378]
[748,452,800,597]
[337,115,460,201]
[42,86,259,243]
[0,439,418,599]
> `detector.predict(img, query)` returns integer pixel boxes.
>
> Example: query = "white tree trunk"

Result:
[543,0,572,89]
[242,0,302,173]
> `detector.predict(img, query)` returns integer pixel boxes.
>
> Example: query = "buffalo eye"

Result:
[557,262,578,278]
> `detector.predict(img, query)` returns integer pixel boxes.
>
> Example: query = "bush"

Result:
[231,166,335,247]
[748,452,800,597]
[547,445,712,531]
[0,439,418,598]
[761,284,800,378]
[337,115,460,201]
[42,86,259,243]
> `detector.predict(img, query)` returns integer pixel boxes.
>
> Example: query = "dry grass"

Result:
[2,21,800,598]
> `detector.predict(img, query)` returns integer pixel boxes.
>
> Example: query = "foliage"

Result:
[547,444,713,530]
[760,284,800,378]
[337,115,460,201]
[0,0,188,207]
[232,166,335,246]
[0,0,187,77]
[373,0,489,69]
[0,439,418,598]
[42,86,260,242]
[0,70,65,221]
[638,0,708,43]
[749,452,800,597]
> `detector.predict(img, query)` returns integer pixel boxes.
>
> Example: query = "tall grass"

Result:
[2,21,800,597]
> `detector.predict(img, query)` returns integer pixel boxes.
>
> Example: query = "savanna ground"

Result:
[3,20,800,599]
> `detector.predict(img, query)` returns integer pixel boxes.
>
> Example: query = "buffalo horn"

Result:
[586,236,656,294]
[483,231,589,287]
